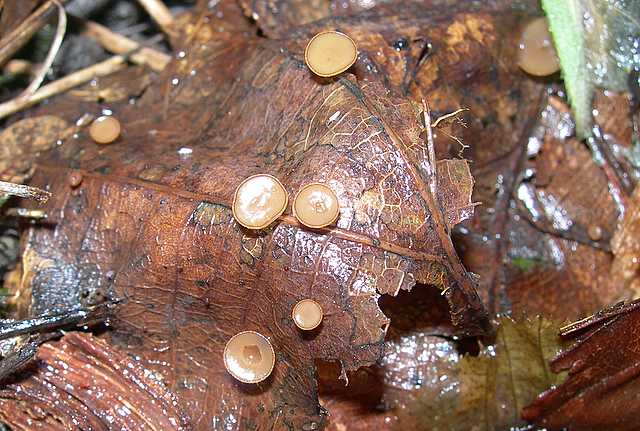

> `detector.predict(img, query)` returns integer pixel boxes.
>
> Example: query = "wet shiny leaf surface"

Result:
[523,299,640,431]
[0,0,638,429]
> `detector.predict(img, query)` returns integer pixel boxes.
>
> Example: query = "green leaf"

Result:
[542,0,592,139]
[542,0,640,140]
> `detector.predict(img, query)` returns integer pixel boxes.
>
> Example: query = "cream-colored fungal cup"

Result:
[89,115,121,144]
[304,31,358,77]
[232,174,288,230]
[293,183,340,229]
[223,331,275,384]
[292,299,324,331]
[517,17,560,77]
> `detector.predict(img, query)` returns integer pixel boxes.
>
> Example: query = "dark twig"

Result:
[0,334,58,383]
[0,300,119,342]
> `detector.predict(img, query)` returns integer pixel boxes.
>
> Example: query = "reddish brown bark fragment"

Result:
[0,332,188,430]
[523,300,640,431]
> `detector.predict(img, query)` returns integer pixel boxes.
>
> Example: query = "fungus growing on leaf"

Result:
[89,115,121,144]
[223,331,275,384]
[68,171,83,188]
[517,17,560,77]
[293,183,339,229]
[292,299,323,331]
[304,31,357,77]
[232,174,288,230]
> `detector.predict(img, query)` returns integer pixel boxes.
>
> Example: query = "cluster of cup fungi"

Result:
[221,20,560,384]
[223,31,357,385]
[79,21,559,384]
[226,173,338,383]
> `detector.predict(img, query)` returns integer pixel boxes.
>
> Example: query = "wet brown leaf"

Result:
[611,186,640,296]
[0,0,39,38]
[397,317,564,431]
[523,299,640,431]
[69,66,154,103]
[0,115,70,183]
[0,0,499,429]
[318,285,457,430]
[458,89,637,321]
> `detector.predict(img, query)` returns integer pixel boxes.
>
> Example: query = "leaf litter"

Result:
[0,0,638,430]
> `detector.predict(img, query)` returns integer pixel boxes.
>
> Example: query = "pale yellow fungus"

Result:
[232,174,288,230]
[223,331,275,384]
[305,31,357,77]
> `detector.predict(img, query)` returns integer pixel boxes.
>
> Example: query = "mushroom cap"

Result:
[223,331,275,384]
[292,299,324,331]
[517,17,560,77]
[293,183,340,229]
[89,115,121,144]
[232,174,288,230]
[304,31,358,78]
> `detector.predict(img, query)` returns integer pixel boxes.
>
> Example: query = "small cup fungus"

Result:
[304,31,358,77]
[232,174,288,230]
[68,171,83,188]
[293,183,339,229]
[517,17,560,77]
[223,331,275,384]
[292,299,323,331]
[89,115,121,144]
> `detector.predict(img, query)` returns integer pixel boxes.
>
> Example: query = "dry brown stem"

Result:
[0,0,64,68]
[21,0,67,97]
[136,0,175,37]
[0,55,126,120]
[80,19,170,71]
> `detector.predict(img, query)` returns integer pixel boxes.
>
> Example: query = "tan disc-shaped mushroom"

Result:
[89,115,121,144]
[305,31,357,77]
[223,331,275,384]
[292,299,324,331]
[232,174,288,230]
[293,183,340,229]
[517,17,560,77]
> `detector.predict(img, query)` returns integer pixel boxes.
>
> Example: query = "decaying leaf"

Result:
[523,299,640,431]
[0,115,70,183]
[459,88,637,322]
[611,186,640,296]
[318,285,458,430]
[4,0,631,429]
[69,66,153,103]
[396,317,565,431]
[0,0,511,428]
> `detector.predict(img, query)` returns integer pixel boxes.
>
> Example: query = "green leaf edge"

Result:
[541,0,592,139]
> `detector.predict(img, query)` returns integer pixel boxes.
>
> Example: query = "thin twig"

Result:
[4,208,47,219]
[21,0,67,97]
[3,59,35,76]
[0,181,50,203]
[0,301,119,342]
[136,0,175,37]
[79,18,170,72]
[422,99,438,197]
[0,55,126,120]
[0,0,65,68]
